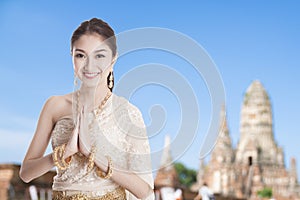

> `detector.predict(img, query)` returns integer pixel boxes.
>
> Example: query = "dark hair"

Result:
[71,18,117,57]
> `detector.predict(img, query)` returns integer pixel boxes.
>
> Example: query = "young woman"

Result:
[20,18,154,200]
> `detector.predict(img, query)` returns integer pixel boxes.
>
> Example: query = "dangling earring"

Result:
[107,71,114,91]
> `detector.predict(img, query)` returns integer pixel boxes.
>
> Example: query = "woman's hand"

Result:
[78,106,92,157]
[64,113,80,158]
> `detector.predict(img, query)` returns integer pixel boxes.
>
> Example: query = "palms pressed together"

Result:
[65,106,92,159]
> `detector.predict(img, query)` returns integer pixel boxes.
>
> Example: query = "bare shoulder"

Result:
[44,93,73,123]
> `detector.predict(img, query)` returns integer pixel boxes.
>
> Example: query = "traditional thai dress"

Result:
[51,93,154,200]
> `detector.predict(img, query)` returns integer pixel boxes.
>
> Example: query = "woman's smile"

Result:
[83,71,101,79]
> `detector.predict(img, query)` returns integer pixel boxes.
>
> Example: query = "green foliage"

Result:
[174,162,197,188]
[257,187,272,198]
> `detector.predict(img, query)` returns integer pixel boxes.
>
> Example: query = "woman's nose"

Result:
[83,56,96,71]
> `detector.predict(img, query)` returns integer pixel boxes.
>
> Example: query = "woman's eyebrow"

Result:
[74,48,107,54]
[74,49,86,53]
[94,49,107,53]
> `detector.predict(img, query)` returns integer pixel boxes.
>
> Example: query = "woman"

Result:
[19,18,154,200]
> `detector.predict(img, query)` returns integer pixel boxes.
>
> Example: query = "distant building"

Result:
[0,164,55,200]
[154,135,179,189]
[193,80,300,200]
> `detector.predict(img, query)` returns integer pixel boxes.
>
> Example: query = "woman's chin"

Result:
[81,79,101,88]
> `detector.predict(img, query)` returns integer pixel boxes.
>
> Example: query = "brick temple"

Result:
[192,80,300,199]
[0,164,55,200]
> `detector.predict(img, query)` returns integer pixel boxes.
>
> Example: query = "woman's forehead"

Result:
[73,34,111,54]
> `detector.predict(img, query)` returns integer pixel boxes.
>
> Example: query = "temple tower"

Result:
[190,159,205,192]
[205,105,234,196]
[236,80,284,166]
[289,158,298,194]
[194,80,300,199]
[154,135,179,188]
[210,105,234,166]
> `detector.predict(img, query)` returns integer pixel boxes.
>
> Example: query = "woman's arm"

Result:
[94,154,153,199]
[79,135,153,199]
[19,96,58,183]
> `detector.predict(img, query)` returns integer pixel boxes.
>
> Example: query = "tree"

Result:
[257,187,272,198]
[174,162,197,188]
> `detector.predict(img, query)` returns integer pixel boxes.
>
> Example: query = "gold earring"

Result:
[108,71,114,90]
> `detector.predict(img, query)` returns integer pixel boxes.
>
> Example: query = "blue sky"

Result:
[0,0,299,180]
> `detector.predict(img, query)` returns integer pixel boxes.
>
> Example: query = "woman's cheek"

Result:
[74,60,84,74]
[102,59,112,71]
[74,64,80,76]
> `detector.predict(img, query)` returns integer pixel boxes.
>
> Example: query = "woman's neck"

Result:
[78,83,111,112]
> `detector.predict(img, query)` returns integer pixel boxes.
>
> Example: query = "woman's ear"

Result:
[111,53,118,65]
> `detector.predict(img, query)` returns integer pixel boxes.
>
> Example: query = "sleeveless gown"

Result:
[51,93,154,199]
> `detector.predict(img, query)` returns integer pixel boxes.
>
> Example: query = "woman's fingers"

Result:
[64,113,81,158]
[78,106,92,157]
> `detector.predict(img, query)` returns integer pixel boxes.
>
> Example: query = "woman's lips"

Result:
[83,72,100,79]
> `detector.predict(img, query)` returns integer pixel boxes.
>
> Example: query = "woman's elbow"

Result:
[19,166,32,183]
[137,186,154,200]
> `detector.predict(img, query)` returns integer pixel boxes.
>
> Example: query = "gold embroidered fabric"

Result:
[52,187,126,200]
[51,93,154,199]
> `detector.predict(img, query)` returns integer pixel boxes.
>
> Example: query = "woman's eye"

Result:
[75,54,85,58]
[96,54,105,58]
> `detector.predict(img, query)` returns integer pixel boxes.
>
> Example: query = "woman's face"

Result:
[72,33,114,88]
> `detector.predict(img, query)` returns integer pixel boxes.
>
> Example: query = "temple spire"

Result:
[154,135,179,188]
[220,104,229,137]
[290,157,298,183]
[160,135,172,168]
[210,104,233,165]
[236,80,279,165]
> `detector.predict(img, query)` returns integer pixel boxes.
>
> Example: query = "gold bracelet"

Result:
[60,144,72,166]
[87,145,96,172]
[53,145,66,170]
[53,146,59,166]
[54,145,67,170]
[95,156,113,179]
[53,144,71,171]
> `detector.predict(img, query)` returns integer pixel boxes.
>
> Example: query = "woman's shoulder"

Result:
[45,93,72,108]
[111,93,142,115]
[111,93,144,126]
[43,93,73,122]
